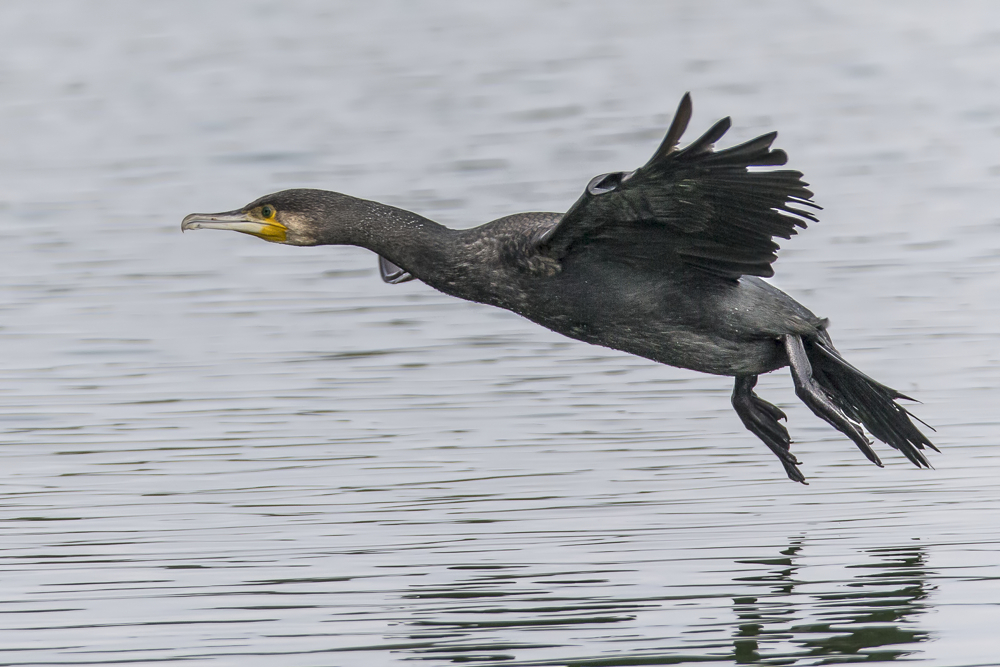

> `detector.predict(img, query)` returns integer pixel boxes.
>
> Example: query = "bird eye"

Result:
[587,172,624,195]
[261,205,275,219]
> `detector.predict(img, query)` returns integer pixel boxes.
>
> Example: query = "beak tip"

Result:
[181,213,211,232]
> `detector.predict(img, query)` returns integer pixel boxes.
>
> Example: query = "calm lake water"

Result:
[2,1,1000,665]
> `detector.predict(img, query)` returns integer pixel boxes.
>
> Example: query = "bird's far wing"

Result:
[534,94,820,280]
[379,255,414,284]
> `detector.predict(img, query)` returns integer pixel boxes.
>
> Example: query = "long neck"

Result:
[315,193,466,292]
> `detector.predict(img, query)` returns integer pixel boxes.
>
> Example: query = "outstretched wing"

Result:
[534,94,820,280]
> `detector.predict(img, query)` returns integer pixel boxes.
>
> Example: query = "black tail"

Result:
[806,339,937,468]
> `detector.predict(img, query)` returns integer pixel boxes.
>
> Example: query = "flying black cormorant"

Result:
[182,94,936,482]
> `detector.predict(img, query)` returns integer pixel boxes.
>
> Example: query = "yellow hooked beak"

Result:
[181,210,287,243]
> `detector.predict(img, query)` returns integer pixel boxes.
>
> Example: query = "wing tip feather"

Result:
[649,92,694,164]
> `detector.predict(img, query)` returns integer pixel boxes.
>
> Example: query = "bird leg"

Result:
[731,375,805,483]
[783,334,883,467]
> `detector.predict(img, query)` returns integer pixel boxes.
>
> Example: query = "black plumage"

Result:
[182,94,936,483]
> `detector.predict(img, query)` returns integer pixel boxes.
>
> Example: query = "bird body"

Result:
[309,204,820,377]
[183,94,936,482]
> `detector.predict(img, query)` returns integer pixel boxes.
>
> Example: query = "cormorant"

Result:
[182,94,936,483]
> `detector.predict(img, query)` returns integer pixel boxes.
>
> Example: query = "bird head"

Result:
[181,189,355,246]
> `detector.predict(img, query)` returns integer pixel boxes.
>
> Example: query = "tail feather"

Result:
[806,340,937,468]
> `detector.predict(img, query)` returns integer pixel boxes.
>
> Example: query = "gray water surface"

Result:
[2,2,1000,665]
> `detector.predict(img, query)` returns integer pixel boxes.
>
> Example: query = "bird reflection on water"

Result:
[380,544,932,664]
[732,543,931,663]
